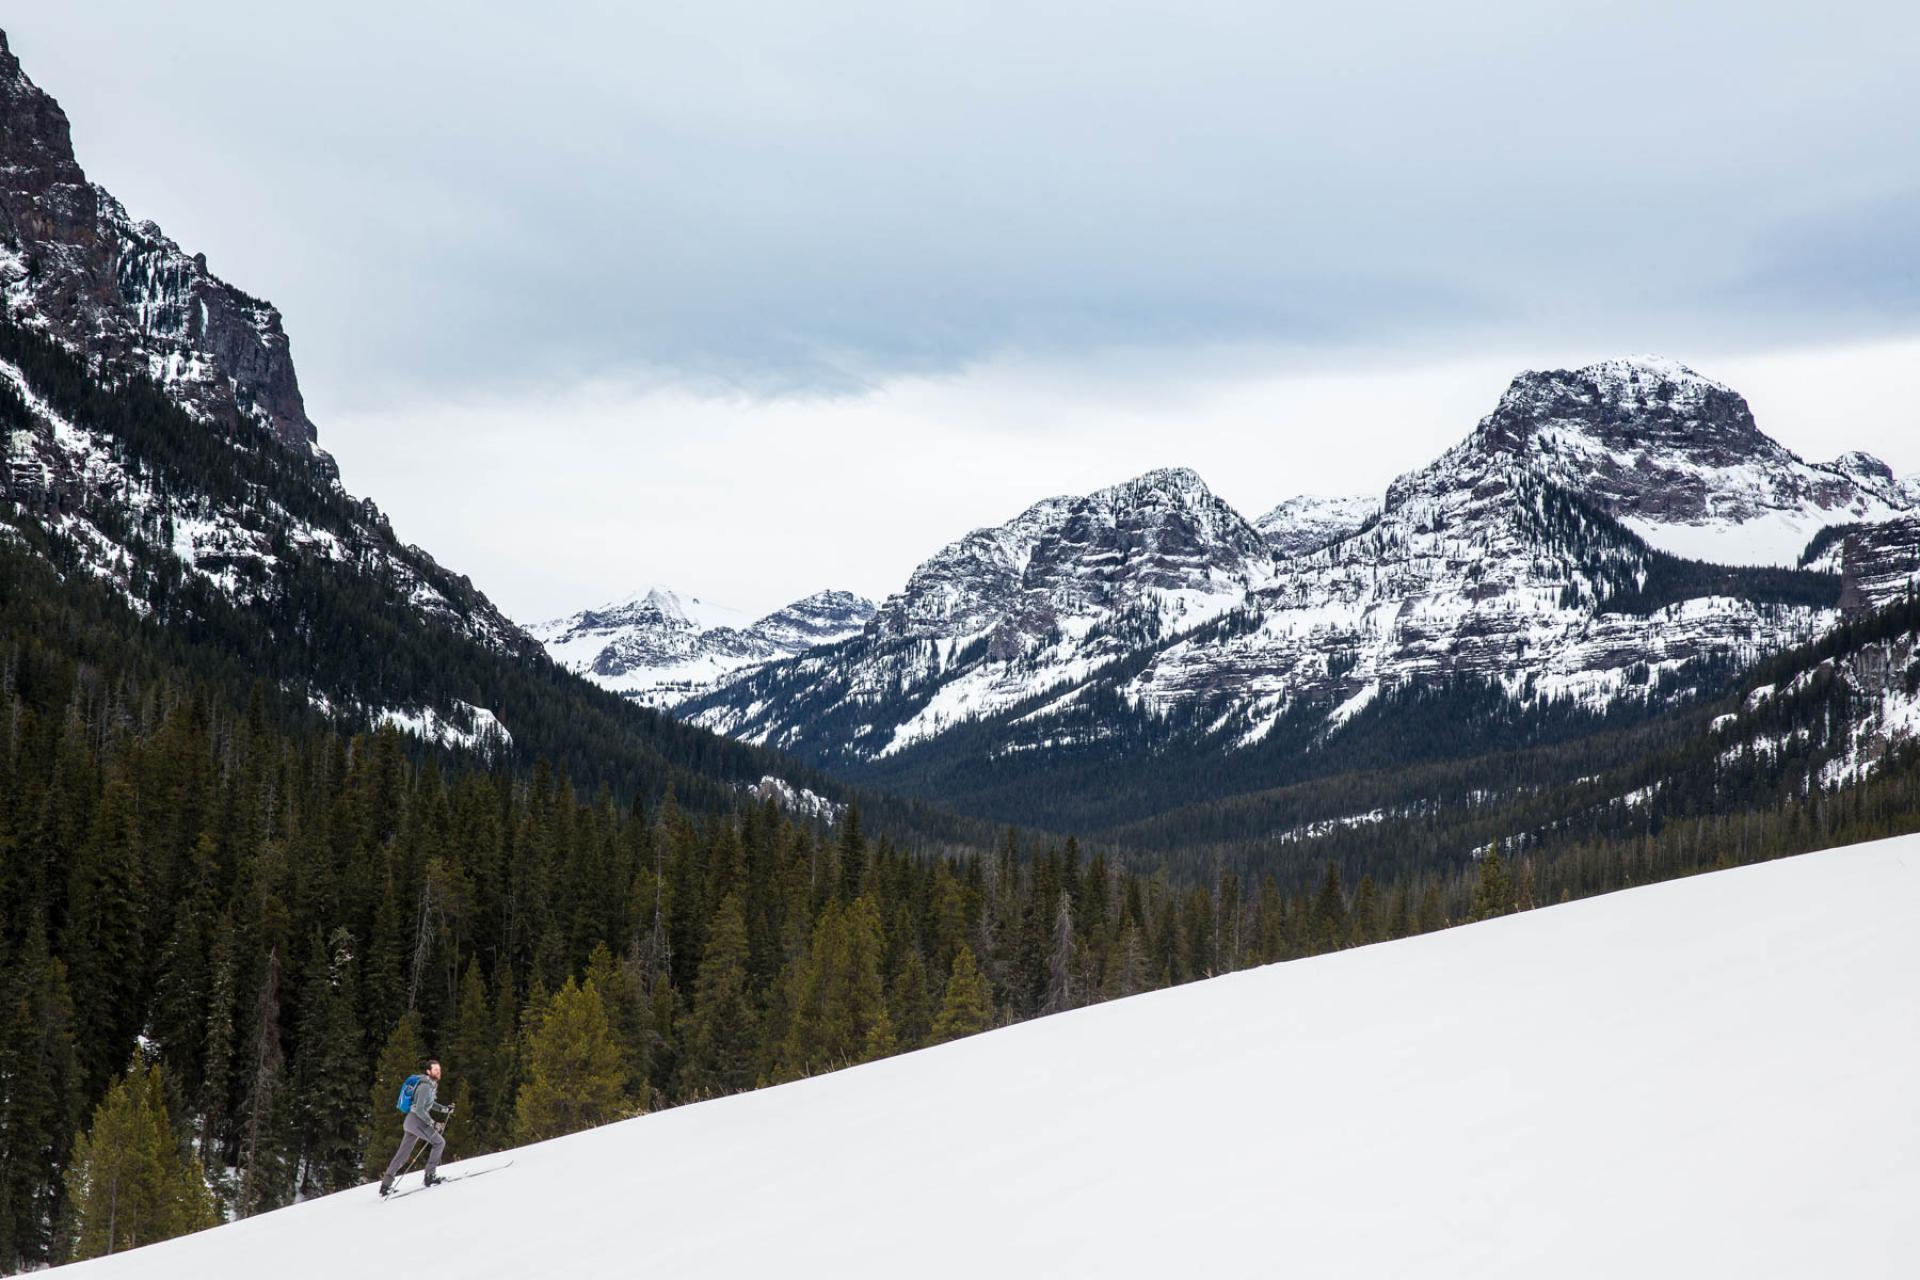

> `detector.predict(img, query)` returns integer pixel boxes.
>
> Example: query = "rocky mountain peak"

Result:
[1823,450,1909,507]
[1478,355,1762,460]
[872,466,1272,645]
[1443,354,1902,565]
[0,27,319,455]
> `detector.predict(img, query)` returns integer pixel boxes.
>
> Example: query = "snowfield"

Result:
[61,836,1920,1278]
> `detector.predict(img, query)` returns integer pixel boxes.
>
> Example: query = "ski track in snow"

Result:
[55,834,1920,1279]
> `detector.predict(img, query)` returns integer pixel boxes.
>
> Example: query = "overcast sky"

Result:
[11,2,1920,619]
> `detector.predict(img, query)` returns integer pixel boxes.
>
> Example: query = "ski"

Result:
[380,1161,515,1201]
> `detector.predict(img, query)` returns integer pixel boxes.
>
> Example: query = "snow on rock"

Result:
[686,465,1277,753]
[57,835,1920,1279]
[373,701,511,755]
[688,357,1900,768]
[1479,356,1906,568]
[1256,492,1378,557]
[528,585,875,709]
[743,775,844,824]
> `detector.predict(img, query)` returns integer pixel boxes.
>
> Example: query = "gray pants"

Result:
[382,1113,445,1185]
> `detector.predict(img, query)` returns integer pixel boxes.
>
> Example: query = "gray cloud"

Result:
[9,0,1920,411]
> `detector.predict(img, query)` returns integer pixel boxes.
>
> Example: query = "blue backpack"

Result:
[395,1073,425,1113]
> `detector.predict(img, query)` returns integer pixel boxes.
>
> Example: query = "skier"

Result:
[379,1058,453,1196]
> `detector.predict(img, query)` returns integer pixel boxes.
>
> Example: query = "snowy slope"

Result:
[62,835,1920,1279]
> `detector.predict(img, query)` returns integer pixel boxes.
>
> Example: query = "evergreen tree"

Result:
[365,1012,424,1173]
[62,1063,214,1261]
[1311,863,1348,952]
[1471,843,1514,921]
[886,951,933,1051]
[1350,874,1379,946]
[929,945,992,1044]
[444,962,499,1158]
[586,943,651,1105]
[513,979,628,1144]
[682,894,759,1098]
[835,804,866,902]
[1415,883,1447,934]
[293,927,366,1196]
[1044,892,1075,1014]
[234,948,294,1217]
[61,775,145,1098]
[777,896,889,1077]
[0,926,83,1271]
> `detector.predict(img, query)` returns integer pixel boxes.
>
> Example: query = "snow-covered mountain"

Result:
[0,30,548,745]
[529,585,875,708]
[685,357,1911,791]
[1257,492,1377,556]
[1473,356,1903,566]
[57,835,1920,1279]
[689,466,1281,757]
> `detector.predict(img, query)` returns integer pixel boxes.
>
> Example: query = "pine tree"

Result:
[62,1063,214,1261]
[513,978,628,1144]
[365,1011,424,1176]
[0,925,83,1272]
[198,913,238,1184]
[929,945,992,1044]
[444,962,498,1158]
[682,894,759,1098]
[777,896,889,1077]
[1471,842,1514,921]
[1311,863,1348,953]
[886,951,933,1051]
[61,775,145,1098]
[835,804,866,902]
[1384,881,1412,941]
[234,948,293,1217]
[1350,874,1379,946]
[293,927,366,1196]
[586,943,651,1104]
[1044,892,1075,1014]
[1415,883,1447,934]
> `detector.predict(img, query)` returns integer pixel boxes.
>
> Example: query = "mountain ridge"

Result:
[681,355,1914,832]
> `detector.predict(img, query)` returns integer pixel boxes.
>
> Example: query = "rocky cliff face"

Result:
[0,30,318,454]
[1841,515,1920,613]
[529,586,875,708]
[1,29,537,740]
[1468,357,1900,565]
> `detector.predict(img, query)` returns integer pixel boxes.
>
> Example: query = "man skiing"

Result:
[379,1058,453,1196]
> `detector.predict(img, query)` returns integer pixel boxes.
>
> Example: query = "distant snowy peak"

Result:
[1821,451,1909,507]
[530,585,875,708]
[871,465,1272,644]
[1257,494,1378,557]
[1467,355,1905,566]
[606,585,753,633]
[754,590,880,649]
